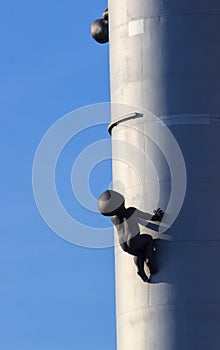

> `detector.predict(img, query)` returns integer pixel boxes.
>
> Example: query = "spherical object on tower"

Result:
[90,18,109,44]
[90,7,109,44]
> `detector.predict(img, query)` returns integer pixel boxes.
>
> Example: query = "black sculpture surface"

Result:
[98,190,163,282]
[91,7,109,44]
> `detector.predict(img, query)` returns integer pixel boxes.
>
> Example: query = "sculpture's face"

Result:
[98,190,125,216]
[90,19,109,44]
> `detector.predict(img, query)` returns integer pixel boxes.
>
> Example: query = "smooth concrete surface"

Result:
[109,1,220,349]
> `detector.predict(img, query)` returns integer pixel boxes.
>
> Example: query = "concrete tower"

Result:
[108,1,220,349]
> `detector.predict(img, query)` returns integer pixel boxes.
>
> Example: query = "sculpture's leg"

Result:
[134,235,158,275]
[129,234,158,276]
[128,233,152,251]
[133,255,149,282]
[140,235,154,260]
[147,249,158,275]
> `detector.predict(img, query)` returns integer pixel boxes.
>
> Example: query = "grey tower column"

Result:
[108,1,220,349]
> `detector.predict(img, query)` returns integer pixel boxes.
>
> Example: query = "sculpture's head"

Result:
[90,18,109,44]
[98,190,125,216]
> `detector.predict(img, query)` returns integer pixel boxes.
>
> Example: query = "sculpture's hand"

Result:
[151,208,164,222]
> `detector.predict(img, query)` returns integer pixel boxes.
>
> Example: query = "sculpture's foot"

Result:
[148,264,158,275]
[137,271,149,282]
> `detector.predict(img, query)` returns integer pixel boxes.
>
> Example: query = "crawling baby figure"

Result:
[98,190,163,282]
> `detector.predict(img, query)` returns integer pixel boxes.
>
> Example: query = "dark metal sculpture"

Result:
[98,190,164,282]
[91,7,109,44]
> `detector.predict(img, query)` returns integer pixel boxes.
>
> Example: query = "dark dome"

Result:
[91,19,109,44]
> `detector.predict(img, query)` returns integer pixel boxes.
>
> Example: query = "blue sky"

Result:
[0,1,116,349]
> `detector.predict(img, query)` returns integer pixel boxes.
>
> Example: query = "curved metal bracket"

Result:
[108,112,143,135]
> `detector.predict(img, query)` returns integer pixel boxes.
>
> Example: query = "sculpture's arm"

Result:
[134,208,164,222]
[131,208,153,221]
